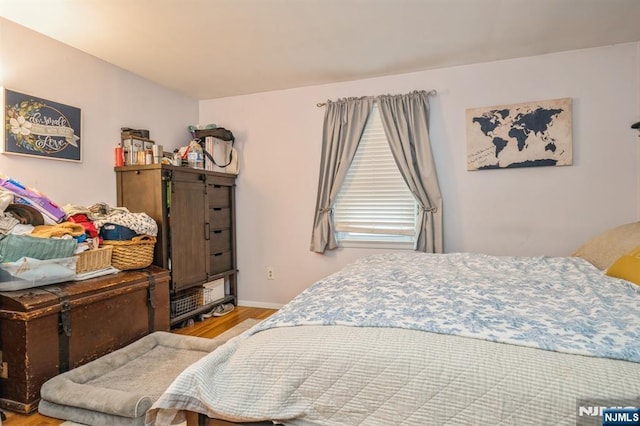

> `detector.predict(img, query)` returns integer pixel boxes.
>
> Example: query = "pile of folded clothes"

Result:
[0,176,157,290]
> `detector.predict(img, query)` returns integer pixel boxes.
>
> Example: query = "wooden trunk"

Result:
[0,266,170,414]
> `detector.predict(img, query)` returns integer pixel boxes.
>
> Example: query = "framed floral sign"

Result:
[3,88,82,162]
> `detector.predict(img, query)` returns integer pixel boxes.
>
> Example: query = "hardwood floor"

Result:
[3,306,277,426]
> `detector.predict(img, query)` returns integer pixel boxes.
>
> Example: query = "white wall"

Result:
[2,18,638,308]
[200,42,640,307]
[0,18,198,207]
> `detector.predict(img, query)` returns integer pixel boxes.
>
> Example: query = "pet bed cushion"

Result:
[38,331,223,426]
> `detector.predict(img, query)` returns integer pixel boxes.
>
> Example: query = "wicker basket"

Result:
[101,235,156,270]
[75,246,113,274]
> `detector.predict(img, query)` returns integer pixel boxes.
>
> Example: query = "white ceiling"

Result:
[2,0,640,100]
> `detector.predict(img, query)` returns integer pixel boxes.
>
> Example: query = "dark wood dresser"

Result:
[0,266,169,413]
[115,164,237,326]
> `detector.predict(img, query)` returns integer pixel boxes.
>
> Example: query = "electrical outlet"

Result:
[267,267,275,280]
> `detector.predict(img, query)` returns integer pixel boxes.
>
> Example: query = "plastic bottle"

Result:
[115,144,124,167]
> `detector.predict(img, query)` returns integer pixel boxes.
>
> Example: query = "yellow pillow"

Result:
[606,247,640,285]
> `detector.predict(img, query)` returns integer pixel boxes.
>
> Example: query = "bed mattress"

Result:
[147,252,640,425]
[148,324,640,425]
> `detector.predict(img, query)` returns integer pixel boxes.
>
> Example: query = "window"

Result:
[333,104,417,248]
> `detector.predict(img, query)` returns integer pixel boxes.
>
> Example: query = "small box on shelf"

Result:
[203,278,225,303]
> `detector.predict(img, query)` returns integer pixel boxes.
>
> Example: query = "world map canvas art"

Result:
[466,98,572,171]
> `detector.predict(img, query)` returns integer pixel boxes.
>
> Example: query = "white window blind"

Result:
[334,104,417,247]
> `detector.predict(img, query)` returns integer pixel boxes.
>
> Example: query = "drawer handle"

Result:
[213,207,222,211]
[213,252,224,257]
[213,230,223,234]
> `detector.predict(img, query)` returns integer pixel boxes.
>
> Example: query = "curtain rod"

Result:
[316,89,437,107]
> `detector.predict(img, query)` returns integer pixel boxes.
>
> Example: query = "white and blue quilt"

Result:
[253,252,640,363]
[148,252,640,426]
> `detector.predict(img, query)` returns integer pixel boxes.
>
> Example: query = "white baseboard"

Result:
[238,299,284,309]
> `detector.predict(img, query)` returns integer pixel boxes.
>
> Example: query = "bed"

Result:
[146,226,640,426]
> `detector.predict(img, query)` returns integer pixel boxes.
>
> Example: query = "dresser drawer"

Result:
[210,251,232,275]
[209,229,231,253]
[209,185,230,209]
[209,208,231,230]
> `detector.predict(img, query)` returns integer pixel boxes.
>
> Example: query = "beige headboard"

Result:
[572,222,640,270]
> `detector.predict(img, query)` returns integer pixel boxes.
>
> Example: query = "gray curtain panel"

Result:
[310,97,373,253]
[377,90,443,253]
